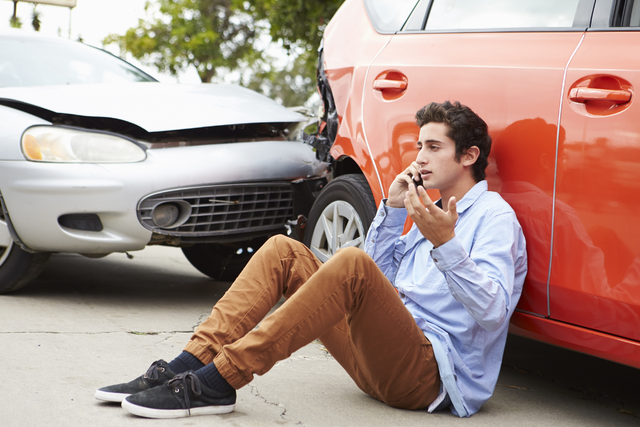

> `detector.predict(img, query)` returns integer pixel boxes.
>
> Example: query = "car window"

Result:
[364,0,420,33]
[610,0,640,26]
[403,0,431,31]
[0,37,156,88]
[425,0,582,30]
[629,0,640,24]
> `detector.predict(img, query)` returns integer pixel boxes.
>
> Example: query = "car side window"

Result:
[611,0,640,26]
[425,0,582,30]
[364,0,420,33]
[403,0,431,31]
[628,0,640,25]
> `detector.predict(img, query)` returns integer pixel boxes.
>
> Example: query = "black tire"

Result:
[303,174,376,263]
[0,239,50,294]
[181,237,268,282]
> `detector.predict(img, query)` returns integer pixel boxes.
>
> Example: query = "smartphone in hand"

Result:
[410,173,423,189]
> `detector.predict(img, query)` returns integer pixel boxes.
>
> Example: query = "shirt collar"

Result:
[440,180,488,215]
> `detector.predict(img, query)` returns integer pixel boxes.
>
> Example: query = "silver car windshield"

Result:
[0,36,157,87]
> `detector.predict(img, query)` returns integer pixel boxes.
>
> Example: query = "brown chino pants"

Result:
[183,235,440,410]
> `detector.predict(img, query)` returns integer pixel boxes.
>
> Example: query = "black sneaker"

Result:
[94,360,176,403]
[121,371,236,418]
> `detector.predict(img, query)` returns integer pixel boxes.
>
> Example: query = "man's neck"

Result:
[439,177,478,210]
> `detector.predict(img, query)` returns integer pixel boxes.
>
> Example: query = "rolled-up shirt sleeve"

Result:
[430,212,526,332]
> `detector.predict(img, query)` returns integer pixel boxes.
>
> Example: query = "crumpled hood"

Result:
[0,83,304,133]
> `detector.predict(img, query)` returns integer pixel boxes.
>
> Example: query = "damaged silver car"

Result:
[0,30,327,293]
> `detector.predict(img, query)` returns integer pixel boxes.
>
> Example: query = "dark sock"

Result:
[167,351,205,374]
[194,362,234,393]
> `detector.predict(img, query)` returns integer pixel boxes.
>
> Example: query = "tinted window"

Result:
[364,0,420,33]
[611,0,640,26]
[631,0,640,25]
[0,36,156,88]
[425,0,582,30]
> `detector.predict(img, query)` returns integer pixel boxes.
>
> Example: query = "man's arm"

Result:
[432,212,527,332]
[404,183,526,331]
[363,163,424,281]
[363,202,407,283]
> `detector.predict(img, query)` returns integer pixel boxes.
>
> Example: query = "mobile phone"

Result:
[410,173,423,190]
[414,176,423,188]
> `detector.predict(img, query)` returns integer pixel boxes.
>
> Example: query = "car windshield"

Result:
[0,36,157,87]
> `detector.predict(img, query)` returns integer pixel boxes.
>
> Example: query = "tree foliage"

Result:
[105,0,263,83]
[31,5,41,32]
[9,0,21,28]
[237,0,344,82]
[105,0,345,105]
[236,0,344,53]
[243,49,316,108]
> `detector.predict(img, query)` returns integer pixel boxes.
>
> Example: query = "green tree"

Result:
[237,0,344,80]
[104,0,264,83]
[9,16,22,28]
[31,5,41,32]
[238,0,343,53]
[9,0,21,28]
[106,0,344,106]
[237,0,344,105]
[244,49,316,107]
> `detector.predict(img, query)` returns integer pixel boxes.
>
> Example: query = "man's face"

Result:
[416,122,466,194]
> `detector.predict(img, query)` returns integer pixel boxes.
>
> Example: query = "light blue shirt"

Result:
[364,181,527,417]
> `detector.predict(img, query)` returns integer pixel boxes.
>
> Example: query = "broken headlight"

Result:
[21,126,146,163]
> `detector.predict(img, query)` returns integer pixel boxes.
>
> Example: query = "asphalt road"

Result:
[1,246,638,427]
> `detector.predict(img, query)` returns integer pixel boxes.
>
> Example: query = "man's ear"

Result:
[462,146,480,166]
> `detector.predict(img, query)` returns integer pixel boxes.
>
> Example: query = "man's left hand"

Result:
[404,184,458,248]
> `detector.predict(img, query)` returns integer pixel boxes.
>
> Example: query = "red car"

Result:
[303,0,640,369]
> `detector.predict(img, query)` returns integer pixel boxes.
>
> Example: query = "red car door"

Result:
[552,2,640,341]
[360,0,591,317]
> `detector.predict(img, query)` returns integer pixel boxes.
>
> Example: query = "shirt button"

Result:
[433,257,438,262]
[380,212,385,217]
[370,238,375,243]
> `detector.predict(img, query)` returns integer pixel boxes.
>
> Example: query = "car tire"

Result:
[181,237,268,282]
[303,174,376,263]
[0,221,50,294]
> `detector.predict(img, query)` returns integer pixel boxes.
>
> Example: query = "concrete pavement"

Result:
[1,246,638,426]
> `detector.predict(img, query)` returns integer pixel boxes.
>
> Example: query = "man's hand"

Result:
[387,161,422,208]
[404,185,458,248]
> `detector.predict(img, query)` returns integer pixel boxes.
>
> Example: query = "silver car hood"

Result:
[0,83,304,133]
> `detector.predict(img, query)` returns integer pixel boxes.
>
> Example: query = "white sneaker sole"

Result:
[94,390,130,403]
[121,399,235,419]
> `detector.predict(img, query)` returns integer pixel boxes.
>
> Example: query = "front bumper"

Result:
[0,140,327,254]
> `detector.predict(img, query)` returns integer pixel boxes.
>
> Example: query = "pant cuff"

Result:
[183,341,215,366]
[213,350,249,390]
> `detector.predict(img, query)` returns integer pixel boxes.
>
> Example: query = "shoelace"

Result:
[143,360,166,381]
[167,371,202,415]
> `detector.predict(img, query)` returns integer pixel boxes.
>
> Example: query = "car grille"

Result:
[137,183,294,237]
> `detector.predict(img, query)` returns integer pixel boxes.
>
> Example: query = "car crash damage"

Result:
[0,83,329,290]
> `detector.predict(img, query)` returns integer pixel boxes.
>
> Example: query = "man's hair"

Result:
[415,101,491,182]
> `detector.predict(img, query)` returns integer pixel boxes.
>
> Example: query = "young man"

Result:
[96,101,527,418]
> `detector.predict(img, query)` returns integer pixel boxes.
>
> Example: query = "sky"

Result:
[0,0,202,82]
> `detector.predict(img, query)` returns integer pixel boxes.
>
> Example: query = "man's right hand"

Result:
[387,161,422,208]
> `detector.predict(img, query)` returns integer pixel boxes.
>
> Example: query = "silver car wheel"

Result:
[308,200,366,263]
